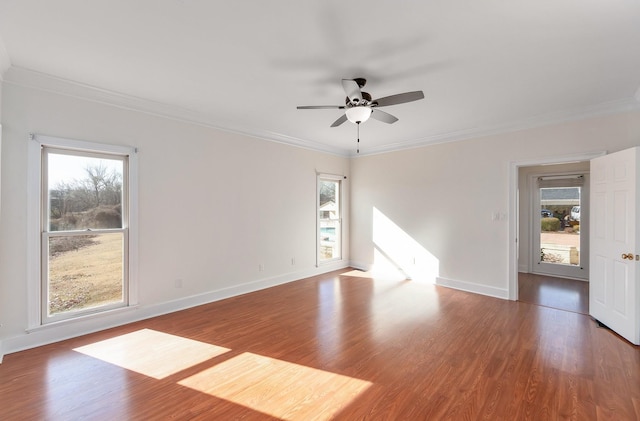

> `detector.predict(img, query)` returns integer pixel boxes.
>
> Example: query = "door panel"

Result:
[590,147,639,345]
[593,191,606,238]
[613,191,628,242]
[612,261,627,315]
[592,255,606,305]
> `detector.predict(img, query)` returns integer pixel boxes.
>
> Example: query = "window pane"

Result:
[47,152,124,231]
[47,232,124,316]
[319,179,341,261]
[319,180,338,216]
[539,187,580,266]
[320,220,339,259]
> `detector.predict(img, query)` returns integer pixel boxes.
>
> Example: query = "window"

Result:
[531,173,588,280]
[318,175,342,263]
[29,135,137,325]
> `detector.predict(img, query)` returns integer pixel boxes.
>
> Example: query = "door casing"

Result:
[508,152,605,300]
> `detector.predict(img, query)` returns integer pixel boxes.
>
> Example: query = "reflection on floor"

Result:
[518,272,589,314]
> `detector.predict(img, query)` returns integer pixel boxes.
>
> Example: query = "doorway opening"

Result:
[518,272,588,314]
[509,153,604,309]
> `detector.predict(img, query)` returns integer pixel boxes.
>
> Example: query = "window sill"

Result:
[26,305,140,334]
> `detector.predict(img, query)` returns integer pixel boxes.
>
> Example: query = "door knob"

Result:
[621,253,634,260]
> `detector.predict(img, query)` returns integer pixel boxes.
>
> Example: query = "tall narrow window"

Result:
[318,175,342,263]
[41,145,131,323]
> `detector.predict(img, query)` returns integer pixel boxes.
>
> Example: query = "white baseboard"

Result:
[436,276,509,300]
[349,263,509,299]
[347,260,371,272]
[2,263,349,356]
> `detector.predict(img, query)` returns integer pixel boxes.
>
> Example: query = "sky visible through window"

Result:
[48,153,122,187]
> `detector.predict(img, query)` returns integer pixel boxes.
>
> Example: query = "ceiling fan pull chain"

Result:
[357,122,360,154]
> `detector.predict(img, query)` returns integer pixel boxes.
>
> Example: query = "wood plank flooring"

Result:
[518,272,589,314]
[1,268,639,420]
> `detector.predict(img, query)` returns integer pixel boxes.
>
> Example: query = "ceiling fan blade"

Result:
[330,114,348,127]
[297,105,345,109]
[373,91,424,107]
[371,109,399,124]
[341,79,363,104]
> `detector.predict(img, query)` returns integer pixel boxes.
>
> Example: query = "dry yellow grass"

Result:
[48,233,124,315]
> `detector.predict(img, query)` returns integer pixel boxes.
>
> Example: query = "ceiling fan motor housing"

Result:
[346,91,372,107]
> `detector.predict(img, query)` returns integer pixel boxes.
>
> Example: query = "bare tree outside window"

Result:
[49,162,123,231]
[44,150,127,319]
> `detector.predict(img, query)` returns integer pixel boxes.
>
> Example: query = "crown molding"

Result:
[5,66,640,159]
[0,35,11,81]
[353,97,640,157]
[3,66,349,157]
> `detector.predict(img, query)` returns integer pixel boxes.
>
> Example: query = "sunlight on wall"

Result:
[73,329,230,379]
[178,352,372,421]
[372,207,439,282]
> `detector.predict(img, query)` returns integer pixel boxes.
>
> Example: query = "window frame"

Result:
[529,172,589,281]
[317,173,343,266]
[27,134,138,328]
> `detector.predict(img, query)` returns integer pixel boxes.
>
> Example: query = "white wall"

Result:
[0,82,350,355]
[350,110,640,298]
[0,67,4,361]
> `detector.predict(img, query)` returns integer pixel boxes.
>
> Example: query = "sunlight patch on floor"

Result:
[73,329,230,379]
[340,269,375,278]
[178,352,372,421]
[340,269,407,282]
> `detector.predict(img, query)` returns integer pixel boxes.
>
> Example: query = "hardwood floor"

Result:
[1,268,639,420]
[518,272,589,314]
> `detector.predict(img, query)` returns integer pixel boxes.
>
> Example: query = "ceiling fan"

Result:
[297,78,425,127]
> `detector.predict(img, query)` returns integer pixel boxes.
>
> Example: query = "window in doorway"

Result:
[533,173,588,280]
[318,175,342,263]
[539,183,581,266]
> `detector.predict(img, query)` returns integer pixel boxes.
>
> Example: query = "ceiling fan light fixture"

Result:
[346,106,372,124]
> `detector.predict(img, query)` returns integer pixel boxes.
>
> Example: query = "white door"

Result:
[590,147,640,345]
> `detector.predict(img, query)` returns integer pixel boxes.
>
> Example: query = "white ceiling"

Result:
[1,0,640,156]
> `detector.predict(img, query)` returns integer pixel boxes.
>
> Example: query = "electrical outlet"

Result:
[291,257,296,266]
[259,264,264,272]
